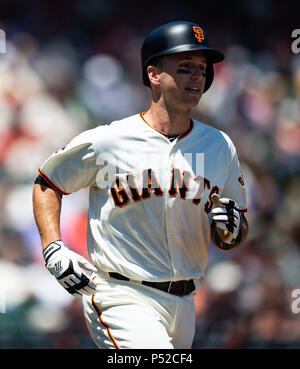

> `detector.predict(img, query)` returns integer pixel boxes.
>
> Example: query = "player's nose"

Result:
[191,69,206,81]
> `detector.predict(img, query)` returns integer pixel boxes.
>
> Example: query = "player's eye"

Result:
[176,63,192,74]
[176,68,191,74]
[200,65,206,75]
[180,62,192,68]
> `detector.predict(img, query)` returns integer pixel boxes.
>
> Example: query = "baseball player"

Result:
[33,21,248,349]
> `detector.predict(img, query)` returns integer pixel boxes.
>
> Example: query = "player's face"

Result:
[158,51,207,112]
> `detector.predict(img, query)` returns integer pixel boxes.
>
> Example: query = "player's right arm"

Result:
[33,183,97,297]
[33,129,101,297]
[33,182,62,249]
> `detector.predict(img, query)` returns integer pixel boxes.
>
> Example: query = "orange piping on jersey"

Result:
[140,112,168,139]
[139,112,194,140]
[178,120,194,140]
[38,168,71,195]
[239,209,247,213]
[91,295,120,349]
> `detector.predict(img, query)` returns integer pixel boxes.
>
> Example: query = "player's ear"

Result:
[147,65,161,87]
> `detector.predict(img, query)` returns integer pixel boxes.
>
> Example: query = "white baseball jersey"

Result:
[39,112,247,282]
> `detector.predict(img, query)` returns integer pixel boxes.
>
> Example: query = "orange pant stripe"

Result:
[91,295,120,349]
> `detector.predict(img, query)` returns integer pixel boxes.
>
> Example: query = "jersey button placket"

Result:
[164,141,178,281]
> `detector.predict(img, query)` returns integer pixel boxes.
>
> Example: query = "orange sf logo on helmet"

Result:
[193,26,204,43]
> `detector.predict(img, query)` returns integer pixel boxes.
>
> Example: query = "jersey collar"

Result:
[139,112,194,141]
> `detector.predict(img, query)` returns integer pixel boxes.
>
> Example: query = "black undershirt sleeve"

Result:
[34,175,62,196]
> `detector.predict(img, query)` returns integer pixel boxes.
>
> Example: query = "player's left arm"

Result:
[210,194,248,252]
[210,145,248,252]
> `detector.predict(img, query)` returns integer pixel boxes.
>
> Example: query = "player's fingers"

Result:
[214,221,227,231]
[213,214,230,223]
[59,280,83,297]
[85,278,97,290]
[212,207,228,215]
[78,273,97,290]
[212,207,240,219]
[67,276,80,286]
[69,288,83,298]
[78,257,98,273]
[84,284,97,294]
[213,214,239,227]
[79,285,96,295]
[214,220,237,235]
[211,193,222,207]
[232,209,240,221]
[67,288,82,297]
[59,274,79,286]
[219,197,239,209]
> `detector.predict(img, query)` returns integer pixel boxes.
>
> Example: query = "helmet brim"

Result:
[143,46,224,88]
[143,45,224,68]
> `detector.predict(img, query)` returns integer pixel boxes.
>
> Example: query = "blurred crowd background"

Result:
[0,0,299,349]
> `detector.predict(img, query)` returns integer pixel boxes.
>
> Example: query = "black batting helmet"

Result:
[141,21,224,93]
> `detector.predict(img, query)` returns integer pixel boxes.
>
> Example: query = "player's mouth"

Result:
[184,86,201,94]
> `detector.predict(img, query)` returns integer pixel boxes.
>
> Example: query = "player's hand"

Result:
[43,240,98,297]
[211,194,241,244]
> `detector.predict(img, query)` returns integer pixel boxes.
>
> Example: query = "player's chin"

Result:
[183,94,202,107]
[183,89,203,103]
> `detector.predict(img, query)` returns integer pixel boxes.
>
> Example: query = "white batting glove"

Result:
[43,240,98,297]
[211,194,241,244]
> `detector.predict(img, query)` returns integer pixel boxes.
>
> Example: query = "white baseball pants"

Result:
[82,272,197,349]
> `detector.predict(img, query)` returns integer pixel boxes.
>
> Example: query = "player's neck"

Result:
[144,103,192,136]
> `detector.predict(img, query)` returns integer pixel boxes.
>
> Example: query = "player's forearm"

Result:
[33,183,62,249]
[211,216,249,252]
